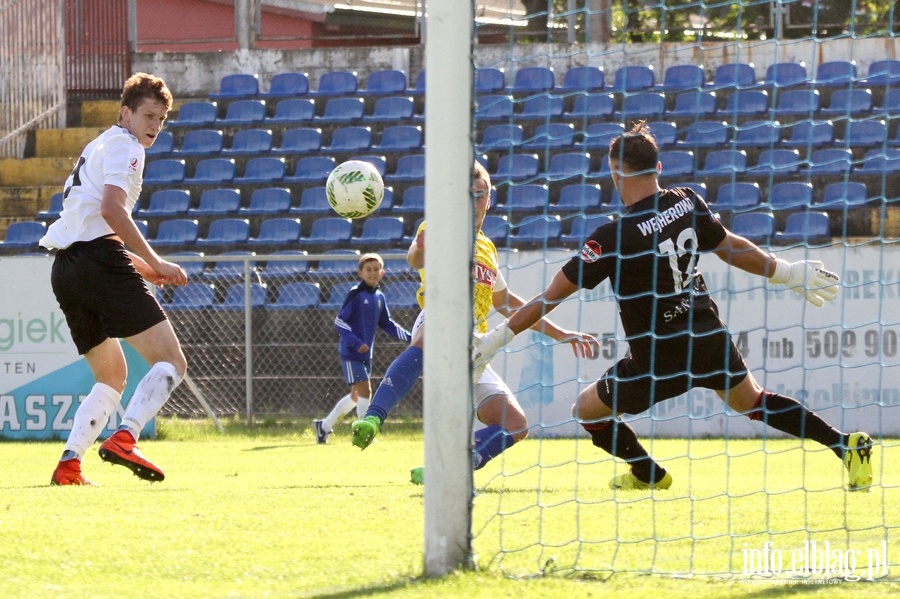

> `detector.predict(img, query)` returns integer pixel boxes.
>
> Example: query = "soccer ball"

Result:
[325,160,384,219]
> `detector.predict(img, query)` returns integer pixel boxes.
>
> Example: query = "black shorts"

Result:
[595,328,749,415]
[51,237,167,355]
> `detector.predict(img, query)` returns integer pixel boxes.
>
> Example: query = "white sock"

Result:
[355,395,371,419]
[63,383,121,460]
[121,362,183,442]
[322,394,356,431]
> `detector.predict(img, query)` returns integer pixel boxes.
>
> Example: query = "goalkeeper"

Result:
[474,121,873,492]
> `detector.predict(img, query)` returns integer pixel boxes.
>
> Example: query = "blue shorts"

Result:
[341,359,371,385]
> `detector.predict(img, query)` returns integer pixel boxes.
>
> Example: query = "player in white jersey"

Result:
[41,73,188,486]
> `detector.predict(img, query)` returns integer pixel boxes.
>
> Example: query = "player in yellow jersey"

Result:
[351,161,597,484]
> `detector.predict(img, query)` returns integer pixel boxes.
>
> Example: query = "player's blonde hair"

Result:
[358,253,384,271]
[120,72,173,113]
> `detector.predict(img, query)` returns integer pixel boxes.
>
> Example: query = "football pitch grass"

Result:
[2,418,898,599]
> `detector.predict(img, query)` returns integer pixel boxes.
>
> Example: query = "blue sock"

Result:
[473,425,517,470]
[366,346,423,424]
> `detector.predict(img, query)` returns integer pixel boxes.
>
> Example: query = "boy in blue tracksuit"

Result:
[313,253,411,443]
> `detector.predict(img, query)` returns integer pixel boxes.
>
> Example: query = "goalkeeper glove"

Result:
[768,259,840,307]
[472,322,515,374]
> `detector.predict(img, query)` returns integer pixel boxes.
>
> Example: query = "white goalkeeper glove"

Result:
[768,258,840,307]
[472,322,515,379]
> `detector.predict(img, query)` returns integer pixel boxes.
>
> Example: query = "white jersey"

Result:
[40,125,145,250]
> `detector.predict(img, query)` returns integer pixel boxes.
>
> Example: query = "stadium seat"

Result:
[476,124,523,153]
[745,149,801,175]
[609,65,655,92]
[215,99,266,126]
[711,182,760,210]
[309,70,358,97]
[166,283,217,309]
[820,181,869,207]
[475,94,515,121]
[475,67,506,94]
[782,120,834,148]
[283,156,336,185]
[210,73,259,100]
[564,93,615,121]
[492,153,540,183]
[222,128,273,156]
[394,185,425,214]
[615,92,666,120]
[560,213,613,245]
[771,89,820,116]
[321,126,372,153]
[201,251,258,282]
[820,89,873,116]
[773,211,831,245]
[260,250,311,280]
[856,148,900,173]
[167,251,207,278]
[320,281,358,309]
[508,66,555,94]
[500,184,549,212]
[37,192,64,220]
[217,283,268,310]
[677,121,731,148]
[264,98,316,125]
[658,64,705,93]
[315,97,365,124]
[151,219,199,247]
[658,150,695,178]
[144,159,186,185]
[764,62,810,88]
[384,154,425,183]
[864,59,900,86]
[196,218,251,248]
[555,183,603,212]
[273,127,322,154]
[406,70,426,96]
[298,217,353,246]
[134,220,149,238]
[174,129,223,157]
[802,148,853,175]
[382,281,421,309]
[268,282,321,310]
[1,221,46,248]
[510,214,562,244]
[542,152,590,182]
[707,62,757,90]
[812,60,857,88]
[371,125,423,152]
[136,189,191,218]
[259,72,309,99]
[730,212,774,244]
[481,214,509,244]
[718,90,769,116]
[515,95,564,120]
[248,218,301,246]
[733,120,781,148]
[290,186,331,215]
[579,122,625,151]
[351,216,405,246]
[359,69,407,96]
[879,89,900,119]
[239,187,292,216]
[695,149,747,177]
[645,121,678,147]
[168,101,217,128]
[666,91,717,117]
[521,123,576,151]
[184,158,235,185]
[769,181,813,210]
[146,131,174,157]
[556,66,604,93]
[313,249,362,278]
[364,96,416,123]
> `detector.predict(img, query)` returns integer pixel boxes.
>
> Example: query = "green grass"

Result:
[1,418,898,598]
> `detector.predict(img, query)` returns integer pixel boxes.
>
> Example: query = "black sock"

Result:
[749,392,847,459]
[583,420,667,484]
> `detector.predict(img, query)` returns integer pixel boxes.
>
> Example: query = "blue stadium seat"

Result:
[315,97,365,124]
[557,66,604,93]
[764,62,809,88]
[239,187,291,215]
[645,121,678,147]
[521,123,576,151]
[481,214,509,244]
[134,220,149,238]
[151,219,199,247]
[711,182,760,210]
[298,218,353,246]
[511,215,562,244]
[746,149,801,175]
[718,89,769,116]
[196,218,251,248]
[364,96,416,123]
[475,94,515,121]
[879,88,900,118]
[1,221,46,248]
[264,98,316,125]
[248,218,301,246]
[493,153,539,183]
[820,182,869,207]
[351,216,406,246]
[813,61,857,88]
[215,99,266,126]
[359,69,407,96]
[382,281,421,309]
[609,65,655,92]
[37,192,65,220]
[476,124,523,153]
[783,120,833,148]
[309,70,358,97]
[136,189,191,218]
[174,129,223,157]
[222,129,273,156]
[774,211,831,245]
[856,148,900,173]
[217,283,268,310]
[166,283,217,309]
[167,251,207,278]
[772,89,820,116]
[555,183,603,212]
[290,186,331,215]
[658,150,695,178]
[542,152,590,182]
[313,249,362,278]
[260,72,309,99]
[260,250,311,280]
[321,281,357,309]
[802,148,853,175]
[515,95,564,120]
[560,213,613,245]
[695,149,747,177]
[615,92,666,120]
[677,121,731,148]
[269,282,321,310]
[667,90,717,117]
[820,89,873,116]
[509,66,555,94]
[579,122,624,151]
[144,159,186,185]
[210,74,259,100]
[188,189,241,216]
[283,156,336,185]
[769,181,813,210]
[707,62,757,90]
[371,125,423,152]
[384,154,425,183]
[658,64,705,92]
[476,68,506,94]
[201,251,258,282]
[733,120,781,148]
[864,59,900,86]
[273,127,322,154]
[168,101,218,128]
[184,158,235,185]
[146,131,174,157]
[730,212,774,244]
[394,185,425,214]
[500,184,549,212]
[321,126,372,153]
[407,70,426,96]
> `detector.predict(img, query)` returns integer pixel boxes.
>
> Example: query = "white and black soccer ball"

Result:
[325,160,384,219]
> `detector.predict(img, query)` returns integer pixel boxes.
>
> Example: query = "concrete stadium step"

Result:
[80,100,120,127]
[0,157,73,187]
[0,185,59,220]
[35,127,105,158]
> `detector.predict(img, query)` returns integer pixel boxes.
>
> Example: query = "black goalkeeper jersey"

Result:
[562,187,729,368]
